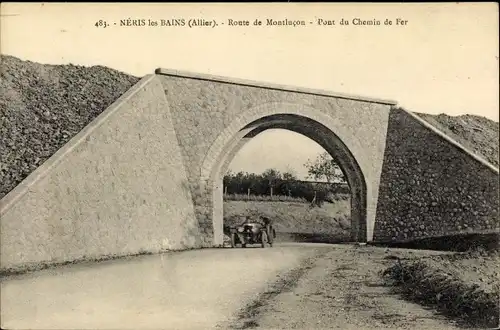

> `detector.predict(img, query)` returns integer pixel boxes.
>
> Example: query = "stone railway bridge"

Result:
[1,69,498,271]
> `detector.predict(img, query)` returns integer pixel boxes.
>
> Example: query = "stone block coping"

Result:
[155,68,398,106]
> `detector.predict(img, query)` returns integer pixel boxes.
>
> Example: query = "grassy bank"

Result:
[382,248,500,328]
[223,200,351,242]
[223,193,350,204]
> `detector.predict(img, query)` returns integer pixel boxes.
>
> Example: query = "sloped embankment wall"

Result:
[373,107,499,242]
[0,76,200,272]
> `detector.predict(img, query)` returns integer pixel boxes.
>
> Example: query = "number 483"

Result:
[95,20,108,28]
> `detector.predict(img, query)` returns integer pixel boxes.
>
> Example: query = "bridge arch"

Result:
[200,102,370,246]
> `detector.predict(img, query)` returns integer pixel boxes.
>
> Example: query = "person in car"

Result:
[260,216,271,225]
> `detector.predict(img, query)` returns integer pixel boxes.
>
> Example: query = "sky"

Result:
[2,3,498,179]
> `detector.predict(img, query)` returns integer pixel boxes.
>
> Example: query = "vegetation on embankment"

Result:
[223,200,352,242]
[225,193,308,203]
[223,192,350,204]
[382,247,500,328]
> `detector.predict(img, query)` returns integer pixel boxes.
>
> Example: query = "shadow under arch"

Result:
[200,103,368,247]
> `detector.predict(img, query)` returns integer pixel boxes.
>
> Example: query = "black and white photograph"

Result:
[0,3,499,329]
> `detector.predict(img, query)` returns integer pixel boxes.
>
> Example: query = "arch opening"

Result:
[201,110,368,247]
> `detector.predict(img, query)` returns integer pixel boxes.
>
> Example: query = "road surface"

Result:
[1,243,461,329]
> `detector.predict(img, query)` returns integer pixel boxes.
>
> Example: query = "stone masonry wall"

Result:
[373,108,499,243]
[158,73,393,243]
[0,76,200,271]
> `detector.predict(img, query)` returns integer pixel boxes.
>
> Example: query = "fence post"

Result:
[224,186,227,196]
[270,186,273,198]
[247,188,250,200]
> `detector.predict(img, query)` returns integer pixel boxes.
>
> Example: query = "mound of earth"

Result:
[0,55,498,200]
[415,112,499,167]
[0,55,141,199]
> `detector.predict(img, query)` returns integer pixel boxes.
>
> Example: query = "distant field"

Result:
[223,199,351,242]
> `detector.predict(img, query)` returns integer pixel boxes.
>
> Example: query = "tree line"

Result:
[223,152,350,206]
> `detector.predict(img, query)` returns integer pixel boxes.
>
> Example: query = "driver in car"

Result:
[235,216,252,244]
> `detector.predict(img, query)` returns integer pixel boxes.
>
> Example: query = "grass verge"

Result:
[223,193,350,203]
[224,193,308,203]
[382,248,500,328]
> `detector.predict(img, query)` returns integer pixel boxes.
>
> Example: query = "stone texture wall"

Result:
[0,76,200,271]
[373,108,499,242]
[158,73,393,244]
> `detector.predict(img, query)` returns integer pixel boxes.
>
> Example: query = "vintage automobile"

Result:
[226,217,276,248]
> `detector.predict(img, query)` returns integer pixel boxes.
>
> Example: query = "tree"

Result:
[223,170,234,186]
[262,168,281,184]
[262,168,282,195]
[280,171,298,196]
[282,171,297,181]
[283,166,298,180]
[304,152,346,183]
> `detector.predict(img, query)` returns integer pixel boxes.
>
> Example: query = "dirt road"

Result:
[225,244,461,330]
[1,243,461,329]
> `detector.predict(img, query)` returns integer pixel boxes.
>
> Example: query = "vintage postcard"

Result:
[1,3,498,329]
